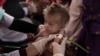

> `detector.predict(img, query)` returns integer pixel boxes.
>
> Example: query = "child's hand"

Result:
[35,29,49,37]
[35,24,49,37]
[27,33,36,41]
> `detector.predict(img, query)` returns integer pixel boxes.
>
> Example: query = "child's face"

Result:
[44,14,62,34]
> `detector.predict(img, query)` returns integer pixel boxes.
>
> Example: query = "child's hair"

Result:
[43,3,69,28]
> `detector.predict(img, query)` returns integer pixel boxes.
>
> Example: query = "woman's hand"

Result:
[52,37,67,56]
[32,35,55,55]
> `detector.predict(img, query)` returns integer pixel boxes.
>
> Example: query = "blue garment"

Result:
[0,8,4,20]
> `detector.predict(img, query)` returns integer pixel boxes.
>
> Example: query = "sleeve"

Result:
[19,44,39,56]
[65,0,83,38]
[0,45,38,56]
[0,12,14,28]
[9,50,20,56]
[0,12,39,35]
[3,0,25,18]
[0,50,20,56]
[9,19,39,35]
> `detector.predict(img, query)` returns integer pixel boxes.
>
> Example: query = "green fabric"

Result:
[69,40,89,53]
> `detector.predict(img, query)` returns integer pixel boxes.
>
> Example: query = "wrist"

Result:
[26,45,39,56]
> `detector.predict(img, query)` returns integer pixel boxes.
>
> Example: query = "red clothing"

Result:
[0,0,6,6]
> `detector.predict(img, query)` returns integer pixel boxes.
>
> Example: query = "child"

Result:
[29,3,75,56]
[36,3,69,37]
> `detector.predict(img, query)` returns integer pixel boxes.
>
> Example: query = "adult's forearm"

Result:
[65,0,83,37]
[19,45,39,56]
[9,19,39,35]
[1,12,39,35]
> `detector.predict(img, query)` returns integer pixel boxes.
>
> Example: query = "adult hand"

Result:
[35,24,49,37]
[32,35,55,55]
[20,2,29,7]
[52,37,67,56]
[27,33,36,41]
[20,1,37,14]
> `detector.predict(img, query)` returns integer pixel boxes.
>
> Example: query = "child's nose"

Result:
[44,23,49,28]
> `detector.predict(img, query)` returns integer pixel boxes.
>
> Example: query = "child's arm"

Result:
[35,24,49,37]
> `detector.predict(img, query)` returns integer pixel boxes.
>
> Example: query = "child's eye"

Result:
[44,21,54,26]
[49,23,53,25]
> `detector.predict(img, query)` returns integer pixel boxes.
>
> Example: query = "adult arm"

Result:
[65,0,83,40]
[0,12,39,35]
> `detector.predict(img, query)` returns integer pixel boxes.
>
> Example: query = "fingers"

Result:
[39,24,45,30]
[27,33,35,41]
[54,34,63,43]
[52,42,59,49]
[20,2,29,7]
[61,37,68,46]
[51,42,60,54]
[27,33,34,38]
[46,35,56,41]
[42,35,56,45]
[36,35,55,45]
[27,2,37,13]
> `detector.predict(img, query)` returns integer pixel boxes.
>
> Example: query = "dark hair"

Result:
[65,44,76,56]
[61,0,72,6]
